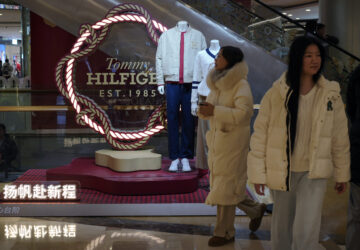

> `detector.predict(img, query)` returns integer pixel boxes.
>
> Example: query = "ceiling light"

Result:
[306,9,311,12]
[288,14,293,17]
[282,12,287,15]
[296,18,300,20]
[0,13,3,16]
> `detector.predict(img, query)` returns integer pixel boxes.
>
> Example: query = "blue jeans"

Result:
[166,83,194,160]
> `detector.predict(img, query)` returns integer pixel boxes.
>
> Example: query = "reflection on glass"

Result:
[4,224,77,239]
[85,231,165,250]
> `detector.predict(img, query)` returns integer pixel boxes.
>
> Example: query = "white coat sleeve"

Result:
[156,34,165,86]
[331,84,351,183]
[191,52,202,104]
[247,89,272,185]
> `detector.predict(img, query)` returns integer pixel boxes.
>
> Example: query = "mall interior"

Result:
[0,0,359,249]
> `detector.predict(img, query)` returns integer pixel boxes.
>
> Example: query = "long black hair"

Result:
[221,46,244,70]
[286,36,325,153]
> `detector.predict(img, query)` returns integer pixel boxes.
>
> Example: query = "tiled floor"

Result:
[0,173,350,249]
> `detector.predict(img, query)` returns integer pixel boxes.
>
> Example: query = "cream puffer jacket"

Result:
[247,73,350,191]
[199,61,253,205]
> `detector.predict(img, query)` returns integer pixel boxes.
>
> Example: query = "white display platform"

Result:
[95,148,161,172]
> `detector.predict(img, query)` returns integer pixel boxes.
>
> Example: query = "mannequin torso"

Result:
[191,40,221,116]
[209,40,220,55]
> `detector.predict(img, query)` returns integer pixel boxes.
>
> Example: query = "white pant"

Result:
[271,172,327,250]
[346,182,360,250]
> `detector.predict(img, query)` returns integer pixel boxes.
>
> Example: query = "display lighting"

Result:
[110,231,165,244]
[85,231,164,250]
[55,3,168,150]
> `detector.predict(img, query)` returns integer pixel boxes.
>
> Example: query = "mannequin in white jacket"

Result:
[191,40,220,175]
[157,21,189,95]
[156,20,207,172]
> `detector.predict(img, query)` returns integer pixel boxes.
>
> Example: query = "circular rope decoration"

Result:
[55,3,168,150]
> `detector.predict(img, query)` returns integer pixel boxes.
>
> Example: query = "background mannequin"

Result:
[157,21,189,95]
[209,39,220,56]
[191,39,220,175]
[156,20,206,172]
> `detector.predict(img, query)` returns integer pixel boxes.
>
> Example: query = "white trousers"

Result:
[346,182,360,250]
[271,172,327,250]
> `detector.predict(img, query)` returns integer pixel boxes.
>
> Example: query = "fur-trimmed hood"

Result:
[206,61,249,91]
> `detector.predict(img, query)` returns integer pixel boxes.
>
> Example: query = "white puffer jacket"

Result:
[199,61,253,205]
[247,73,350,191]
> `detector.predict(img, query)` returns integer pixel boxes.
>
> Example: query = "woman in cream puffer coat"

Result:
[199,46,266,247]
[247,36,350,250]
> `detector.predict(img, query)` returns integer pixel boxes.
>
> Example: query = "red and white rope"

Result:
[55,3,168,150]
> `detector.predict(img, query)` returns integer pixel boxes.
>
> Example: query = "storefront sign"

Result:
[1,182,79,201]
[56,3,168,150]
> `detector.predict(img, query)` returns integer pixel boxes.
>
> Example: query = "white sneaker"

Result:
[169,159,179,172]
[181,158,191,172]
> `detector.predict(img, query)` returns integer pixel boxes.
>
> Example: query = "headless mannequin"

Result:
[208,39,220,56]
[157,20,192,171]
[191,39,220,116]
[191,40,220,174]
[157,21,189,95]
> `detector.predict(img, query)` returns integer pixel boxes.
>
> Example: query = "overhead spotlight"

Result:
[296,18,300,20]
[288,14,293,17]
[282,12,287,15]
[306,9,311,11]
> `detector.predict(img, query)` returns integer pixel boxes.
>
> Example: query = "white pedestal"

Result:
[95,149,161,172]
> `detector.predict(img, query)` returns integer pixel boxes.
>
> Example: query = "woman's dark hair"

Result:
[286,36,325,153]
[286,35,325,90]
[221,46,244,70]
